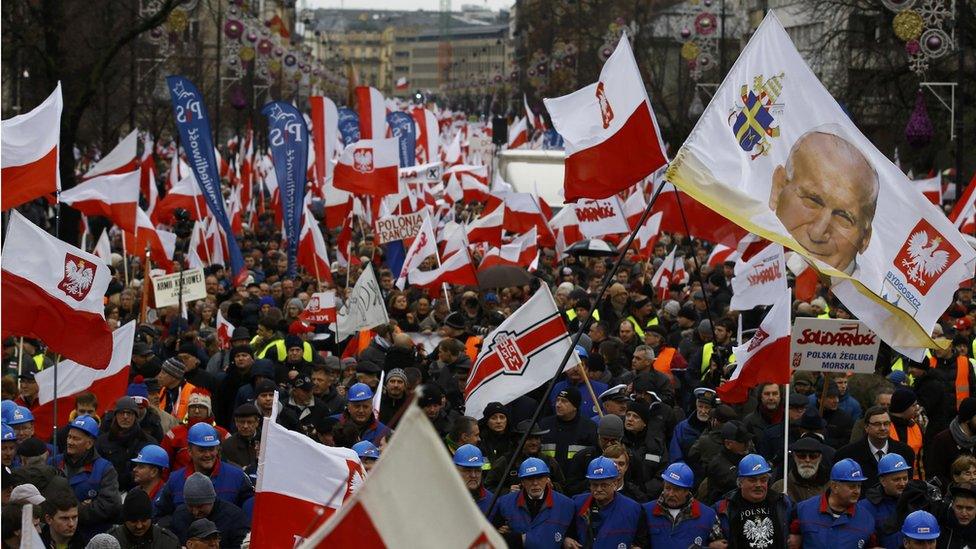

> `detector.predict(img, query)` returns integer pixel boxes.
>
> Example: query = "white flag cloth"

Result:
[730,242,788,310]
[395,214,438,289]
[337,265,390,340]
[575,197,629,238]
[93,230,112,262]
[84,129,138,179]
[665,11,976,355]
[299,403,506,548]
[464,287,579,420]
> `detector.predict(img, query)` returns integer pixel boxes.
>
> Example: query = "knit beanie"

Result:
[556,386,582,410]
[183,472,217,506]
[626,400,652,426]
[160,357,185,380]
[387,368,408,384]
[126,375,149,399]
[122,489,153,521]
[889,387,917,414]
[85,533,121,549]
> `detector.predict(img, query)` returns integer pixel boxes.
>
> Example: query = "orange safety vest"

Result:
[955,355,976,408]
[653,347,676,376]
[890,422,924,480]
[157,382,199,422]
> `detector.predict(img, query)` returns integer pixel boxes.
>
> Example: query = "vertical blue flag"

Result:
[261,101,309,279]
[165,75,245,278]
[386,111,416,167]
[337,107,361,145]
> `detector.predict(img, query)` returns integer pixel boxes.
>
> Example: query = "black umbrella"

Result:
[477,264,532,288]
[566,238,618,257]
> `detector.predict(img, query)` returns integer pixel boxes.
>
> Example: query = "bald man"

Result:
[769,131,879,273]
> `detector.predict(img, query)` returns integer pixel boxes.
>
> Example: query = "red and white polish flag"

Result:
[508,116,528,149]
[633,211,663,258]
[544,33,667,202]
[914,175,943,205]
[730,242,788,311]
[153,173,209,224]
[334,138,400,197]
[650,245,686,299]
[467,205,504,247]
[951,173,976,234]
[396,214,438,289]
[216,309,235,350]
[299,403,504,548]
[1,210,114,369]
[300,291,338,325]
[1,83,62,210]
[126,209,176,271]
[60,170,141,233]
[355,86,388,140]
[412,107,440,164]
[409,248,478,289]
[93,230,112,263]
[32,322,136,441]
[707,243,739,268]
[254,406,365,548]
[464,286,579,420]
[310,96,339,189]
[82,130,139,180]
[524,94,539,130]
[652,181,748,248]
[717,290,791,404]
[140,134,160,217]
[298,208,335,284]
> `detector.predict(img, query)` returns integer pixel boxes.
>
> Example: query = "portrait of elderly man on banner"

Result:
[666,11,975,356]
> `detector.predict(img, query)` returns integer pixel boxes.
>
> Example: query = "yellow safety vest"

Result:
[625,315,659,339]
[258,339,313,362]
[701,342,734,379]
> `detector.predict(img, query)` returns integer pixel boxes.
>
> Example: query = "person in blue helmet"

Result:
[790,458,877,548]
[332,382,388,445]
[900,510,938,549]
[492,457,575,548]
[154,423,252,518]
[863,453,912,548]
[352,440,380,473]
[49,415,122,538]
[713,454,793,548]
[644,462,721,547]
[454,444,493,515]
[130,444,170,501]
[565,456,645,549]
[1,399,17,423]
[1,423,16,468]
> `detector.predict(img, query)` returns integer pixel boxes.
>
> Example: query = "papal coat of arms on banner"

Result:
[728,73,785,160]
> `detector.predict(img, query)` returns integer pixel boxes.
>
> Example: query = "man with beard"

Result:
[771,437,830,503]
[332,382,388,445]
[492,457,575,548]
[50,415,122,538]
[96,397,157,492]
[220,404,260,468]
[643,463,720,547]
[670,388,717,464]
[937,483,976,548]
[862,453,912,548]
[106,488,180,548]
[688,405,738,477]
[564,457,646,548]
[791,459,876,548]
[487,420,566,497]
[378,368,408,425]
[742,382,784,460]
[713,454,792,548]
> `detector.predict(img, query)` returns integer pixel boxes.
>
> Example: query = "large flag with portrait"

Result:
[666,12,975,357]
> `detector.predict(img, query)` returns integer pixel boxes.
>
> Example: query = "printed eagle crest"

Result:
[63,260,94,296]
[903,230,950,284]
[354,149,373,171]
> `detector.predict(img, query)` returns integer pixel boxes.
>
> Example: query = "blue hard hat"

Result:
[131,444,169,469]
[1,400,17,423]
[737,454,772,477]
[901,510,940,540]
[518,457,550,479]
[585,456,618,480]
[453,444,486,469]
[187,423,220,447]
[352,440,380,460]
[831,458,865,482]
[68,415,99,438]
[8,406,34,426]
[878,453,912,476]
[661,462,694,489]
[2,423,14,442]
[347,383,374,403]
[575,345,588,359]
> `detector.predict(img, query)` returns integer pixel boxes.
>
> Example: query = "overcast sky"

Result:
[306,0,514,11]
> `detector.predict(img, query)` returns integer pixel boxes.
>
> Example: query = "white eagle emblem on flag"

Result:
[58,254,96,301]
[894,219,960,296]
[353,148,374,173]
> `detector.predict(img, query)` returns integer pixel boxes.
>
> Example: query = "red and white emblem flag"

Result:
[216,309,234,350]
[2,83,62,210]
[60,170,141,233]
[300,291,338,325]
[334,138,400,196]
[82,129,139,180]
[464,287,580,420]
[731,242,788,310]
[717,290,791,404]
[543,32,667,202]
[355,86,388,139]
[299,404,505,548]
[254,406,365,548]
[396,214,438,289]
[1,211,113,369]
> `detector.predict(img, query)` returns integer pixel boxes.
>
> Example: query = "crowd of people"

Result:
[2,155,976,549]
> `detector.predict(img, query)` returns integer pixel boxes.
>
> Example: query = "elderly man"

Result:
[791,459,876,548]
[454,444,493,515]
[771,437,830,503]
[492,457,575,548]
[768,130,879,272]
[169,473,249,548]
[565,457,645,549]
[670,388,717,464]
[332,382,388,445]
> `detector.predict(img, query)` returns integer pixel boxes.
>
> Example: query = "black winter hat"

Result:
[122,489,153,521]
[626,400,651,426]
[889,387,917,414]
[482,402,509,422]
[556,386,582,410]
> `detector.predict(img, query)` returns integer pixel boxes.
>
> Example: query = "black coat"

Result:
[96,425,157,491]
[167,500,249,549]
[833,437,916,492]
[925,425,976,486]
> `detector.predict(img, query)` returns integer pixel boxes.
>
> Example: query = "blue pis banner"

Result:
[337,107,361,146]
[386,111,416,167]
[165,75,245,279]
[261,101,309,279]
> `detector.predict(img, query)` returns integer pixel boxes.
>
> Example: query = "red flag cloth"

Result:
[717,290,792,404]
[60,170,140,233]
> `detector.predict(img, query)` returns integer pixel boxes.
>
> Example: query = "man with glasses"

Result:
[834,405,915,491]
[771,437,830,503]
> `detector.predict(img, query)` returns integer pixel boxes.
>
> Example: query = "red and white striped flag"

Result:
[650,246,685,299]
[409,248,478,288]
[915,175,943,205]
[412,107,439,164]
[950,173,976,234]
[140,134,159,217]
[93,230,112,263]
[126,209,176,271]
[334,138,400,197]
[355,86,388,139]
[298,209,334,284]
[1,83,62,210]
[1,211,113,369]
[153,173,208,224]
[508,116,528,149]
[396,215,438,289]
[310,96,339,190]
[524,94,538,130]
[216,309,235,350]
[717,290,791,404]
[83,130,139,180]
[60,170,140,233]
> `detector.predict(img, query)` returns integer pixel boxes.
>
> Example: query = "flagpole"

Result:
[139,247,152,324]
[485,179,667,517]
[782,382,790,496]
[121,231,130,287]
[17,337,24,389]
[577,362,604,418]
